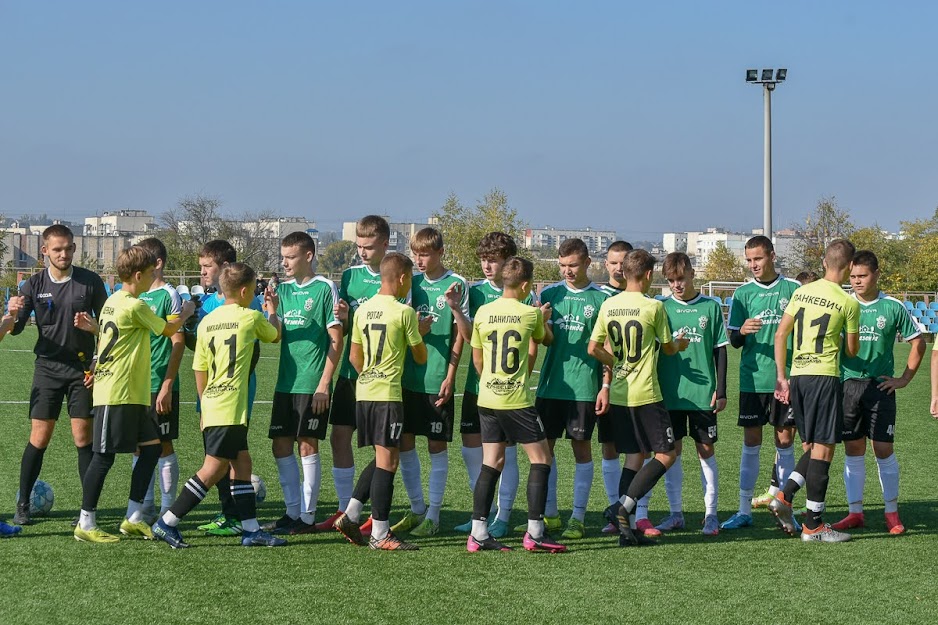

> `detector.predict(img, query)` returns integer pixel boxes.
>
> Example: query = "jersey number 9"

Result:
[607,320,642,364]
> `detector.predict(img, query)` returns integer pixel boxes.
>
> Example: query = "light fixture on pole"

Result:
[745,68,787,239]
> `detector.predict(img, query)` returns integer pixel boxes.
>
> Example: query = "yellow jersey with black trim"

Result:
[470,297,544,410]
[350,294,423,402]
[783,279,859,377]
[93,290,168,407]
[193,304,279,427]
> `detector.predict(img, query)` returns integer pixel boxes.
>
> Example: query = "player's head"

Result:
[280,231,317,280]
[219,262,258,306]
[822,238,856,282]
[501,256,534,298]
[380,252,414,299]
[623,249,655,291]
[849,250,879,298]
[744,235,776,280]
[795,270,819,285]
[477,232,517,283]
[356,215,391,268]
[199,240,237,289]
[605,240,633,284]
[116,245,157,292]
[557,238,591,287]
[41,224,76,272]
[136,237,168,274]
[410,227,444,275]
[663,252,695,300]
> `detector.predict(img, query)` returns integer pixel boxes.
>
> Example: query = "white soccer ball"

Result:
[251,474,267,503]
[15,479,55,516]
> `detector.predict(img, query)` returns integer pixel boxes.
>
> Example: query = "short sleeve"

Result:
[324,280,340,328]
[458,278,470,318]
[532,309,545,341]
[350,317,363,345]
[895,303,920,340]
[727,290,747,330]
[655,304,672,345]
[470,320,483,349]
[843,299,860,334]
[339,270,351,303]
[133,299,168,336]
[713,301,729,347]
[404,308,423,347]
[192,333,210,371]
[589,304,608,344]
[168,288,183,318]
[253,310,279,343]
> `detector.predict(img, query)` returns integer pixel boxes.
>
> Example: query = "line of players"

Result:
[0,221,931,548]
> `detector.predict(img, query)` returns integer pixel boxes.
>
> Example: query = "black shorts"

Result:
[842,378,897,443]
[30,359,92,420]
[790,375,843,445]
[403,389,454,442]
[737,392,795,429]
[149,391,180,441]
[596,411,617,445]
[615,402,675,454]
[671,410,718,444]
[92,404,160,454]
[535,398,597,441]
[203,425,249,460]
[479,405,546,445]
[356,401,404,448]
[460,392,481,435]
[329,377,357,429]
[269,392,328,440]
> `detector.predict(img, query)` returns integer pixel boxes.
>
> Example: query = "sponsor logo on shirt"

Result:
[557,313,585,333]
[674,326,704,343]
[793,353,821,368]
[416,304,439,322]
[485,378,524,395]
[358,369,388,385]
[204,381,237,398]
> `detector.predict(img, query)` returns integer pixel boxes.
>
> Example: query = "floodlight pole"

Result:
[763,83,773,239]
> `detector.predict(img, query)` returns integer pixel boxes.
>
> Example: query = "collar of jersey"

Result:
[852,291,884,306]
[669,293,704,305]
[47,266,74,284]
[419,269,453,284]
[556,280,597,294]
[286,275,322,287]
[747,275,784,289]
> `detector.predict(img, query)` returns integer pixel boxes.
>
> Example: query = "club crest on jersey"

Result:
[150,305,157,313]
[486,378,524,395]
[304,298,314,312]
[698,315,708,330]
[778,298,789,311]
[876,315,886,330]
[436,295,446,310]
[584,304,595,319]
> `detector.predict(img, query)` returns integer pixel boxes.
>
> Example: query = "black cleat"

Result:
[12,503,32,526]
[618,524,658,547]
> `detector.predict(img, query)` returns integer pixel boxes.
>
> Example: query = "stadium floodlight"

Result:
[761,68,774,81]
[746,69,758,82]
[775,68,787,82]
[745,67,788,238]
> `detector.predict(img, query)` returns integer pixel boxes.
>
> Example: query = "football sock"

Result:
[804,458,831,530]
[131,454,157,509]
[217,474,239,520]
[876,454,899,513]
[544,456,559,518]
[332,465,355,512]
[472,465,500,521]
[370,468,395,541]
[699,455,718,517]
[768,451,780,493]
[776,445,795,488]
[372,519,390,542]
[427,450,448,524]
[843,454,866,513]
[300,453,321,525]
[782,452,811,504]
[345,499,364,524]
[664,458,684,515]
[526,463,550,539]
[158,453,179,514]
[352,459,377,506]
[738,444,761,516]
[625,458,668,508]
[496,446,519,523]
[76,443,93,484]
[618,467,637,499]
[635,458,652,521]
[461,445,483,491]
[129,445,160,505]
[601,458,620,505]
[571,461,593,522]
[275,454,302,520]
[78,509,96,531]
[399,449,426,515]
[232,479,259,532]
[80,451,115,513]
[18,443,45,507]
[168,475,208,524]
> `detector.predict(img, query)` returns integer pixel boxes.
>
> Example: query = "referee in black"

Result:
[7,224,108,525]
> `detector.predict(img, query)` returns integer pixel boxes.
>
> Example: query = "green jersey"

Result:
[464,280,534,395]
[657,294,729,410]
[138,283,182,393]
[784,279,860,377]
[337,265,383,380]
[535,281,609,402]
[727,276,800,393]
[275,276,341,394]
[840,292,918,381]
[403,270,469,394]
[351,294,423,402]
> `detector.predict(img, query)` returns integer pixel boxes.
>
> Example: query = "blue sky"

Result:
[2,1,936,240]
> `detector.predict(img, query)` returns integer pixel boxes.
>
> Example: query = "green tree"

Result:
[895,208,938,292]
[318,239,358,277]
[850,225,908,293]
[701,241,746,281]
[791,196,854,273]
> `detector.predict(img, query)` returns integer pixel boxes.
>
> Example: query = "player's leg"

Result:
[533,399,564,534]
[295,436,322,532]
[325,377,357,528]
[561,437,593,539]
[597,414,622,533]
[467,437,510,552]
[412,395,454,537]
[76,407,118,541]
[722,393,766,529]
[692,412,719,535]
[510,407,565,552]
[335,400,379,545]
[492,443,519,536]
[869,387,902,533]
[67,369,95,492]
[266,393,302,532]
[154,449,231,549]
[369,402,416,550]
[654,412,689,533]
[455,392,483,532]
[392,391,427,533]
[833,379,869,530]
[232,448,287,547]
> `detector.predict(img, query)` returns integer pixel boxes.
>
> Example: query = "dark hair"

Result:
[745,235,774,254]
[281,231,316,256]
[380,252,414,280]
[136,237,167,264]
[558,238,589,259]
[825,239,856,270]
[795,270,819,284]
[477,232,517,260]
[607,240,633,254]
[851,250,879,272]
[662,252,693,278]
[501,257,534,287]
[116,245,157,281]
[623,249,655,281]
[42,224,74,241]
[200,240,237,265]
[219,262,257,297]
[356,215,391,241]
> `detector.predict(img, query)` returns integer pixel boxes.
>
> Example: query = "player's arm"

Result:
[879,335,925,394]
[446,282,473,344]
[587,310,614,367]
[0,311,14,341]
[9,281,34,335]
[930,346,938,418]
[313,324,344,414]
[711,345,728,413]
[438,325,463,407]
[540,301,554,346]
[407,309,428,365]
[472,346,483,375]
[595,364,612,415]
[194,369,207,399]
[773,312,795,403]
[349,315,364,373]
[160,300,196,337]
[728,298,760,348]
[263,288,282,343]
[587,340,614,368]
[156,331,186,415]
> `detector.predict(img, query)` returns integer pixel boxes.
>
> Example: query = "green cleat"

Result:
[409,518,440,537]
[390,510,426,534]
[515,515,562,533]
[488,519,510,538]
[197,513,228,532]
[561,517,585,539]
[74,526,120,544]
[119,519,154,539]
[751,487,775,509]
[205,517,243,536]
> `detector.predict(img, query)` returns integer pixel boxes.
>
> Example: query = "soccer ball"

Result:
[251,474,267,503]
[15,480,54,516]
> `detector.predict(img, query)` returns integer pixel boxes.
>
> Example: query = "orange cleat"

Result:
[635,518,662,537]
[885,512,905,535]
[315,510,343,532]
[831,512,865,531]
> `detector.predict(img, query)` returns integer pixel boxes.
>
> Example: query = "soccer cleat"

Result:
[831,512,865,531]
[453,518,473,533]
[242,529,287,547]
[369,531,419,551]
[467,534,511,552]
[561,518,585,539]
[74,525,120,544]
[801,523,851,543]
[333,512,367,546]
[618,525,658,547]
[287,519,318,535]
[197,513,227,532]
[70,516,79,528]
[119,519,154,539]
[262,514,296,533]
[636,518,662,537]
[719,512,754,530]
[360,516,373,537]
[152,519,190,549]
[390,510,426,534]
[602,503,624,533]
[514,515,563,533]
[654,513,685,533]
[702,514,720,536]
[204,517,242,536]
[522,532,567,553]
[409,518,440,537]
[12,503,31,526]
[769,494,799,536]
[488,519,510,539]
[885,512,905,535]
[751,487,775,508]
[314,510,343,532]
[0,521,22,538]
[601,522,618,534]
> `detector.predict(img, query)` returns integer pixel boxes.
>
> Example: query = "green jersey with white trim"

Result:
[727,276,800,393]
[464,280,534,395]
[535,281,608,402]
[275,276,341,394]
[139,284,182,393]
[657,294,729,410]
[841,293,920,381]
[337,265,383,380]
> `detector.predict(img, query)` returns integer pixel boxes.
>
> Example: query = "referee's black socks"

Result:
[19,443,45,507]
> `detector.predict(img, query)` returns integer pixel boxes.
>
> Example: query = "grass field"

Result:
[1,326,937,624]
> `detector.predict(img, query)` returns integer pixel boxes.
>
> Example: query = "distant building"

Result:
[524,226,617,256]
[84,210,158,237]
[342,217,433,256]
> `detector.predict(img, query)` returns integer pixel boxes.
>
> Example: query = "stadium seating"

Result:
[930,302,938,311]
[724,297,733,308]
[930,323,938,334]
[925,309,937,319]
[176,285,191,301]
[903,300,914,310]
[915,301,928,310]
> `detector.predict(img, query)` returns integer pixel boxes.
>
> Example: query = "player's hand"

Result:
[674,331,690,352]
[156,385,173,415]
[83,371,95,389]
[264,286,279,314]
[595,387,610,415]
[740,318,763,335]
[6,295,25,316]
[180,300,196,320]
[774,378,790,404]
[711,392,727,414]
[418,313,434,336]
[436,377,455,407]
[931,396,938,419]
[444,282,464,309]
[334,300,349,322]
[312,385,331,415]
[539,302,552,321]
[74,312,99,334]
[877,375,909,395]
